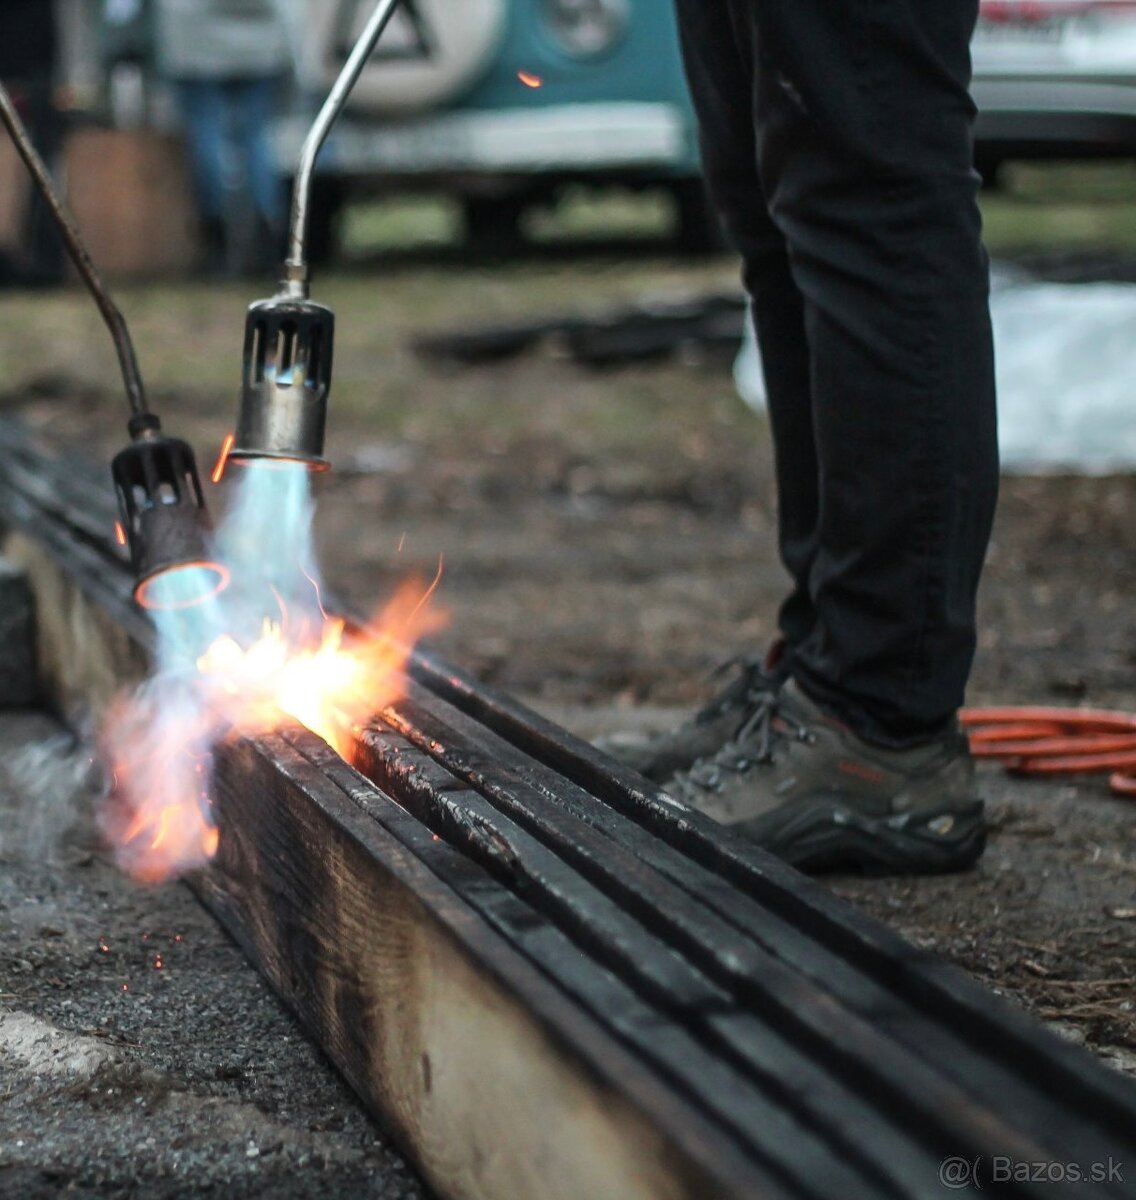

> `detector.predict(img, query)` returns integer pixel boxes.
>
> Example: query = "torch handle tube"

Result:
[0,81,148,419]
[286,0,403,273]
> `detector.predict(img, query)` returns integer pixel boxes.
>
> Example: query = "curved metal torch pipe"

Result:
[286,0,403,277]
[0,81,149,418]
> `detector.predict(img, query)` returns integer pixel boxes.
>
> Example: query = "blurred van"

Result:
[273,0,713,253]
[972,0,1136,181]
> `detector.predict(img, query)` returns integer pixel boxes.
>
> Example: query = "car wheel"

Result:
[302,176,348,265]
[462,194,526,253]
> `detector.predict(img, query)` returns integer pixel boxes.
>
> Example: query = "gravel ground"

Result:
[0,712,428,1200]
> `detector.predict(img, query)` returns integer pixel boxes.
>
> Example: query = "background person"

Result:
[0,0,64,285]
[152,0,291,276]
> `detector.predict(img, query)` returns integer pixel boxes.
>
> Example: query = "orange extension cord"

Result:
[960,706,1136,798]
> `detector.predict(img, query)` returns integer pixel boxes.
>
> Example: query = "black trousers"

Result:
[674,0,999,745]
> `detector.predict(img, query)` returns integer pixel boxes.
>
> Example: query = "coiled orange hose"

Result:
[960,706,1136,798]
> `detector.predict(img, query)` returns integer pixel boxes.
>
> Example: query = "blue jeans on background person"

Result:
[174,76,285,271]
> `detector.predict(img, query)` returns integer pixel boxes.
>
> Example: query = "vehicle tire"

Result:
[462,194,526,253]
[308,0,507,116]
[975,154,1005,192]
[303,176,348,265]
[672,179,726,253]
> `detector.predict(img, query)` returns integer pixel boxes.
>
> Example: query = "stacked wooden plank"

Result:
[2,422,1134,1200]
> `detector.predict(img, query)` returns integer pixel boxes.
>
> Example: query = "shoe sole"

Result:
[738,798,987,875]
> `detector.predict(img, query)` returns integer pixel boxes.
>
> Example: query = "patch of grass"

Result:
[981,161,1136,253]
[341,195,462,253]
[340,187,675,255]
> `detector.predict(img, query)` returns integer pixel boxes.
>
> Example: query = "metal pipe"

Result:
[0,81,149,419]
[285,0,403,276]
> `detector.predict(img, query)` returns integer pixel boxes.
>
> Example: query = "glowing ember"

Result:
[517,70,543,88]
[114,521,127,547]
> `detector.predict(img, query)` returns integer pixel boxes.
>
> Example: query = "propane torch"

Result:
[228,0,404,471]
[0,83,227,612]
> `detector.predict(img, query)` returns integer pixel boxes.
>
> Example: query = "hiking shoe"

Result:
[595,642,789,783]
[666,679,985,873]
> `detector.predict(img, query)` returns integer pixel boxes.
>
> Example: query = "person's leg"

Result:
[745,0,999,745]
[233,76,285,232]
[673,0,818,660]
[658,0,996,871]
[174,80,229,226]
[20,77,65,283]
[175,79,231,271]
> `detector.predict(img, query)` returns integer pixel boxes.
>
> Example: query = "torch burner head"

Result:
[229,293,334,471]
[112,422,227,609]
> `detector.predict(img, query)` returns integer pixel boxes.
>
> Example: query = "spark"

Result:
[211,433,235,484]
[301,563,330,621]
[114,521,127,547]
[517,70,543,88]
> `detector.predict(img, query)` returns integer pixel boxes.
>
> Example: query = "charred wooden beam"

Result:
[1,421,1135,1200]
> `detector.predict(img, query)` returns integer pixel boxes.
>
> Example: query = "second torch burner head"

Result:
[229,293,335,471]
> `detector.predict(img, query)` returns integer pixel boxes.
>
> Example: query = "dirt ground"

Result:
[0,246,1133,1191]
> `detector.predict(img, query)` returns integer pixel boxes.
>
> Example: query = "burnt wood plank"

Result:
[357,698,1092,1180]
[0,434,795,1200]
[375,679,1135,1179]
[350,727,953,1200]
[408,648,1136,1146]
[202,731,779,1200]
[282,730,890,1200]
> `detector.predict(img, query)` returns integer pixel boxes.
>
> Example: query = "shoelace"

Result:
[676,693,814,797]
[696,654,777,723]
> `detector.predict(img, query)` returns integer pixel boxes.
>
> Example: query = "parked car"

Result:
[273,0,716,253]
[971,0,1136,180]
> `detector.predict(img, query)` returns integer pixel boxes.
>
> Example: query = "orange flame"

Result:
[102,570,445,883]
[196,595,431,756]
[517,70,543,88]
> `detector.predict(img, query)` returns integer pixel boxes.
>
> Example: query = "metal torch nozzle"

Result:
[227,0,403,472]
[112,416,229,610]
[228,289,334,471]
[0,80,228,611]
